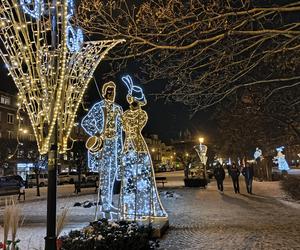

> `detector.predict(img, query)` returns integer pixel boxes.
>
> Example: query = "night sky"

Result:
[0,59,215,144]
[82,65,216,143]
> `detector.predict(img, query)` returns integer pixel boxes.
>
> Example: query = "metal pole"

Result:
[45,0,58,249]
[45,130,58,250]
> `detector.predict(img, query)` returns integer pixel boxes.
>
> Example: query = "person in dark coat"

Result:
[214,163,225,192]
[230,163,240,193]
[242,163,254,194]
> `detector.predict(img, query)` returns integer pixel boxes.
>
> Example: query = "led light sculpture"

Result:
[274,146,290,171]
[81,82,123,218]
[194,144,208,165]
[120,75,167,220]
[0,0,124,155]
[254,147,263,160]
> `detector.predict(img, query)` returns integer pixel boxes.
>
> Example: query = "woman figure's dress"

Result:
[120,108,167,220]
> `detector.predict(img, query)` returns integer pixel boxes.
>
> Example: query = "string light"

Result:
[120,75,167,220]
[0,0,124,155]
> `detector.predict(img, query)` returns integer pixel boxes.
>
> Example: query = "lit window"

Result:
[7,113,14,124]
[0,95,11,105]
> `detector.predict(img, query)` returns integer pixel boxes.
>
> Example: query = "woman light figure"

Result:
[120,75,167,220]
[274,146,290,171]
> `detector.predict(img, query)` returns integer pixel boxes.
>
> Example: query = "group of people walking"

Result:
[213,162,254,194]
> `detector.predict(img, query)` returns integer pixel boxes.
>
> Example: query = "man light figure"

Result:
[81,82,123,218]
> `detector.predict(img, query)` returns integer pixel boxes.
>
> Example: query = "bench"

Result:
[74,181,98,194]
[155,176,167,187]
[0,186,25,201]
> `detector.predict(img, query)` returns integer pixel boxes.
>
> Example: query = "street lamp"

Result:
[199,137,204,144]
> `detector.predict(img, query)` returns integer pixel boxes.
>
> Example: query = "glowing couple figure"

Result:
[81,76,167,220]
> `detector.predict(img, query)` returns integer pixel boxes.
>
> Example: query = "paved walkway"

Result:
[158,172,300,250]
[0,171,299,249]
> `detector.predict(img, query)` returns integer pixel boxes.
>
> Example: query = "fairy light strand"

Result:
[0,0,124,155]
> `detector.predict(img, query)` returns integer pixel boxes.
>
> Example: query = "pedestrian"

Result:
[226,163,232,177]
[242,163,254,194]
[214,162,225,192]
[230,163,240,193]
[18,178,25,200]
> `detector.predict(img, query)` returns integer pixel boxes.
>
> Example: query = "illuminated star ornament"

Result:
[120,75,167,220]
[0,0,124,155]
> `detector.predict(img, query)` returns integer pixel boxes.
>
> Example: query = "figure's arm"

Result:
[81,102,104,136]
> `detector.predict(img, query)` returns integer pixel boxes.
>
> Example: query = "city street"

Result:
[0,171,299,249]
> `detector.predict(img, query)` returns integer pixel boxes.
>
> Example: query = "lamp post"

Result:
[199,137,204,145]
[197,137,207,179]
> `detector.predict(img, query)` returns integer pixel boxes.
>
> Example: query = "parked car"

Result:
[27,173,48,187]
[58,172,86,184]
[157,164,174,172]
[85,172,99,183]
[0,175,24,196]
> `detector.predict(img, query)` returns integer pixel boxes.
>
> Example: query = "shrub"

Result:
[60,219,159,250]
[281,175,300,200]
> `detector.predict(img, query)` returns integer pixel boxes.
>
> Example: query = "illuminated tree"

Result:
[0,0,123,155]
[0,0,123,248]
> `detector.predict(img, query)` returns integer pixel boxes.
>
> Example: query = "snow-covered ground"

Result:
[0,171,299,249]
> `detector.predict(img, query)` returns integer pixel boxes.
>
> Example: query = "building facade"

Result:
[0,90,37,179]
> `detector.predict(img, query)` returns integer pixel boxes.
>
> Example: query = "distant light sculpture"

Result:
[120,75,167,220]
[254,147,263,161]
[82,82,123,218]
[194,144,208,165]
[274,146,290,171]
